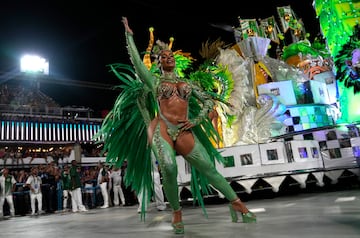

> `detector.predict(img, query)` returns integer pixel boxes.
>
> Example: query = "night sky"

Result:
[0,0,319,115]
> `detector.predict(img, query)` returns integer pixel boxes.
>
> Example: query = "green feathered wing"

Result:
[93,63,155,207]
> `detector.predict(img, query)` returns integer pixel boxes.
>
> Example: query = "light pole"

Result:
[20,54,49,90]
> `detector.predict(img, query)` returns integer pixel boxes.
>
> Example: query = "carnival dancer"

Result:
[96,17,256,235]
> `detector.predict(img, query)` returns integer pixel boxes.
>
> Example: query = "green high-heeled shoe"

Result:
[229,204,257,223]
[172,221,185,234]
[172,209,184,234]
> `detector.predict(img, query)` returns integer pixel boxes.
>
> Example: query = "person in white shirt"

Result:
[109,166,126,206]
[0,168,17,217]
[26,167,44,215]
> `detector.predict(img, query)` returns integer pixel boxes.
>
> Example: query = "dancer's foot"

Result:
[229,198,256,223]
[172,209,184,234]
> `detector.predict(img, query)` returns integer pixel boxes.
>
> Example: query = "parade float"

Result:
[173,3,360,197]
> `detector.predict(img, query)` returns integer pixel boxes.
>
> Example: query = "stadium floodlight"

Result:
[20,54,49,75]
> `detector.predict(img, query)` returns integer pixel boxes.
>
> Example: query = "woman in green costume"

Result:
[99,17,256,235]
[123,17,256,234]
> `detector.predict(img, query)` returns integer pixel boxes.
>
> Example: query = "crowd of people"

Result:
[0,160,164,218]
[0,84,59,109]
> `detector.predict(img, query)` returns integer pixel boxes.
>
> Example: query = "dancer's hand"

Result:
[178,119,195,131]
[122,16,133,35]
